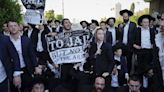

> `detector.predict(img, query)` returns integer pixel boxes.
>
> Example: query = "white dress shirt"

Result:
[108,27,116,46]
[0,60,7,83]
[141,27,152,49]
[48,26,53,32]
[123,21,130,45]
[28,29,33,38]
[37,30,44,52]
[111,74,119,87]
[143,76,148,88]
[10,36,26,68]
[155,33,164,81]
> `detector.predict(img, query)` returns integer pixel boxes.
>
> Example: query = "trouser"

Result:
[122,44,133,74]
[136,49,153,73]
[0,78,8,92]
[11,68,33,92]
[36,51,53,65]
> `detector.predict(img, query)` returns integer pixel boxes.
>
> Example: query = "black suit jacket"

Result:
[134,27,155,48]
[21,36,38,74]
[0,34,21,80]
[108,27,120,44]
[105,31,113,44]
[89,42,114,75]
[23,28,39,50]
[120,21,137,48]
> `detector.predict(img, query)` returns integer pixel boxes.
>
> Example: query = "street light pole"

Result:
[62,0,64,18]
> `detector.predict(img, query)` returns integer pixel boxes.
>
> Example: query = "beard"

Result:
[124,19,129,23]
[96,88,103,92]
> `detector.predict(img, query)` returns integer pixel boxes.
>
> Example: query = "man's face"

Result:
[160,20,164,35]
[81,22,88,28]
[108,19,115,27]
[8,21,19,34]
[123,13,129,20]
[100,23,107,30]
[32,83,45,92]
[90,23,97,30]
[128,80,141,92]
[63,19,72,30]
[141,18,149,29]
[96,29,105,42]
[2,23,8,32]
[94,77,105,92]
[38,25,44,30]
[114,49,122,57]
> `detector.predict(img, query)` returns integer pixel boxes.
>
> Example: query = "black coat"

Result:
[119,21,137,48]
[0,34,21,80]
[20,36,38,74]
[88,42,114,75]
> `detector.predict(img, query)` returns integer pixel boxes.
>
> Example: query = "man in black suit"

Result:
[106,17,120,46]
[117,75,143,92]
[133,15,156,73]
[0,33,21,92]
[119,9,137,73]
[100,21,113,44]
[23,23,39,50]
[8,20,40,92]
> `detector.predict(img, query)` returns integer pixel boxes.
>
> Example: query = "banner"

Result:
[24,9,41,24]
[21,0,46,24]
[46,30,92,64]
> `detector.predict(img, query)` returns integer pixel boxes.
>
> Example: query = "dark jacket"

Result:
[20,36,38,74]
[0,34,21,80]
[89,42,114,75]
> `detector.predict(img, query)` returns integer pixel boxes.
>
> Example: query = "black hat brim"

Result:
[138,15,152,26]
[80,21,89,25]
[120,9,133,16]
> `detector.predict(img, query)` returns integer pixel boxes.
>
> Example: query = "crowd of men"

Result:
[0,9,164,92]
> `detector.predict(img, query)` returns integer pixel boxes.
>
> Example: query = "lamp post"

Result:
[62,0,64,18]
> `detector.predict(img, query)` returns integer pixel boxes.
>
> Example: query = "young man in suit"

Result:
[8,20,40,92]
[119,9,137,74]
[106,17,120,46]
[23,23,39,50]
[99,21,113,44]
[117,75,143,92]
[133,15,156,73]
[0,33,21,92]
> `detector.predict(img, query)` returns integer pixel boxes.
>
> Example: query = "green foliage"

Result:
[44,10,63,21]
[45,10,56,20]
[55,14,64,21]
[0,0,22,30]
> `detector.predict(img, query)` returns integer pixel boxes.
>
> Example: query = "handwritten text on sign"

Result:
[46,30,91,64]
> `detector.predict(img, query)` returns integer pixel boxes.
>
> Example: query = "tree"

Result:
[44,10,55,20]
[55,14,63,21]
[0,0,22,30]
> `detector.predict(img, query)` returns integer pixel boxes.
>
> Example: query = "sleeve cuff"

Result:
[13,71,24,77]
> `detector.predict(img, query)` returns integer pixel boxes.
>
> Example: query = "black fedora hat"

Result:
[80,20,89,26]
[91,19,99,26]
[106,17,116,24]
[120,9,133,16]
[138,14,152,26]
